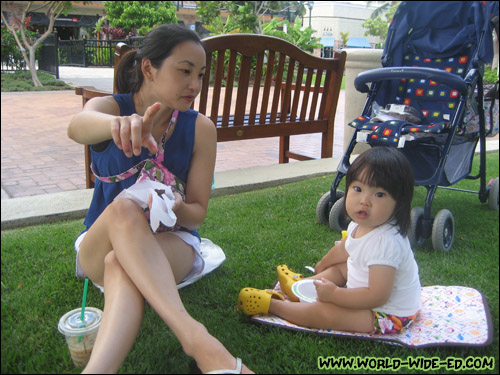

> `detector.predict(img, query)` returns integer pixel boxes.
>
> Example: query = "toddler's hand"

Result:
[314,277,338,303]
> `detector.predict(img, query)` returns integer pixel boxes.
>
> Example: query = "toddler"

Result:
[238,147,421,334]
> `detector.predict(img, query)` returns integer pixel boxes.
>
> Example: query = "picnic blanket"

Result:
[251,284,492,348]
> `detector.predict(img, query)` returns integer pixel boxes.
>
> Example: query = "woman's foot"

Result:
[183,322,254,373]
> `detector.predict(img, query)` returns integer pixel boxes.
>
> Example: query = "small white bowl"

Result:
[291,279,317,303]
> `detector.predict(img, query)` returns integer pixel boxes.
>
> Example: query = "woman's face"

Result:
[148,40,206,112]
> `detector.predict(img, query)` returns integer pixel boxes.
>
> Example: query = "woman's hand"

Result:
[147,191,183,212]
[172,192,184,212]
[110,102,162,157]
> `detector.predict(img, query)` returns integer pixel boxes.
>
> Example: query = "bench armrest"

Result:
[75,86,112,107]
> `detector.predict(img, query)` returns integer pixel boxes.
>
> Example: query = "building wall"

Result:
[308,1,383,53]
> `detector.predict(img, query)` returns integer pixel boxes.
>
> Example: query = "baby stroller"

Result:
[316,1,499,251]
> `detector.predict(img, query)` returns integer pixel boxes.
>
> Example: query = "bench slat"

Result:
[249,52,264,125]
[222,49,237,127]
[290,63,305,122]
[210,50,224,126]
[217,120,328,141]
[260,50,275,125]
[235,54,252,125]
[271,53,286,123]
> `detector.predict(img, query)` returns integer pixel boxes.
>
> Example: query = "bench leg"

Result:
[279,135,290,163]
[321,129,333,159]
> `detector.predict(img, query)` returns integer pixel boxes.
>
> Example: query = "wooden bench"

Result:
[76,33,346,188]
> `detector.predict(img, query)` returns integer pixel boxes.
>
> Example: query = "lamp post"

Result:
[307,2,314,27]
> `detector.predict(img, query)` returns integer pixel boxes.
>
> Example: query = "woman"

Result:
[68,24,251,374]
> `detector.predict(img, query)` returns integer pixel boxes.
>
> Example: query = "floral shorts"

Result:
[372,310,419,335]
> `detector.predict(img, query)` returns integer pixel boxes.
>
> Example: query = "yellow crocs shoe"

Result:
[277,264,304,302]
[238,288,284,315]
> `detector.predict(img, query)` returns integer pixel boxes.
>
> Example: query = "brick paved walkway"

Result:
[1,90,345,199]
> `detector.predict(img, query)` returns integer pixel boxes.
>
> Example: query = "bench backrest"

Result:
[76,34,346,188]
[196,34,345,141]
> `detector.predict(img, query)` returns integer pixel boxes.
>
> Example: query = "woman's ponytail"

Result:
[115,49,144,94]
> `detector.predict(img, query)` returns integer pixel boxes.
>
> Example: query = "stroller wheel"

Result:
[316,191,345,224]
[329,197,351,232]
[432,209,455,252]
[409,207,426,248]
[487,177,499,211]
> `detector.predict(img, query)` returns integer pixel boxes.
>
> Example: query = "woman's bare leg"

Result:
[78,199,252,373]
[83,251,145,374]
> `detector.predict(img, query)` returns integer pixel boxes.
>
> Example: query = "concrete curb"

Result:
[1,189,94,230]
[1,157,341,230]
[2,139,498,230]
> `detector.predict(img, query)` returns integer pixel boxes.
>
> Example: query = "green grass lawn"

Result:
[1,153,498,374]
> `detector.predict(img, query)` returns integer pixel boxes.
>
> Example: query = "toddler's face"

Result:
[345,173,396,235]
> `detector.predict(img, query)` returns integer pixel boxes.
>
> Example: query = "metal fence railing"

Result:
[0,60,28,72]
[58,38,144,67]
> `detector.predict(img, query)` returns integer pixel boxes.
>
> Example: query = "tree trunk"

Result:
[28,47,42,87]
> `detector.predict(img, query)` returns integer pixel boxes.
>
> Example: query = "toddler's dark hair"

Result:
[345,147,414,236]
[115,24,204,94]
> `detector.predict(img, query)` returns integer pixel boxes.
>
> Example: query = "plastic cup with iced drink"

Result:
[58,307,102,368]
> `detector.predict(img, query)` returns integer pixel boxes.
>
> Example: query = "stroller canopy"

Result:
[382,1,498,67]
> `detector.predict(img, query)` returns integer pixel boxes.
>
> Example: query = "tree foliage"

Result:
[262,16,321,53]
[1,1,76,86]
[103,1,177,36]
[362,2,399,46]
[196,1,307,35]
[196,1,320,53]
[367,1,400,19]
[340,32,349,47]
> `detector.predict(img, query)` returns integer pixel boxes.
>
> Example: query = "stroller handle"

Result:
[355,67,468,96]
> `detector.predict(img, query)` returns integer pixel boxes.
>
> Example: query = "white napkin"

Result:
[114,180,177,232]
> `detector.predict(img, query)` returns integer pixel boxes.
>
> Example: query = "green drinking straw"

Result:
[78,278,89,343]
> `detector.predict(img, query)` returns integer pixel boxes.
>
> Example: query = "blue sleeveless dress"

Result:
[83,93,200,241]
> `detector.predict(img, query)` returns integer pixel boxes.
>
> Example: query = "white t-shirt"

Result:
[345,221,421,316]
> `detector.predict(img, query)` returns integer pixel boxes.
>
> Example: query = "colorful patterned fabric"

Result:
[252,285,492,348]
[395,53,468,132]
[372,310,419,335]
[348,116,450,147]
[348,49,490,145]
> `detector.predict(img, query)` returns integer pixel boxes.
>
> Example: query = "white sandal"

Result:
[205,357,243,374]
